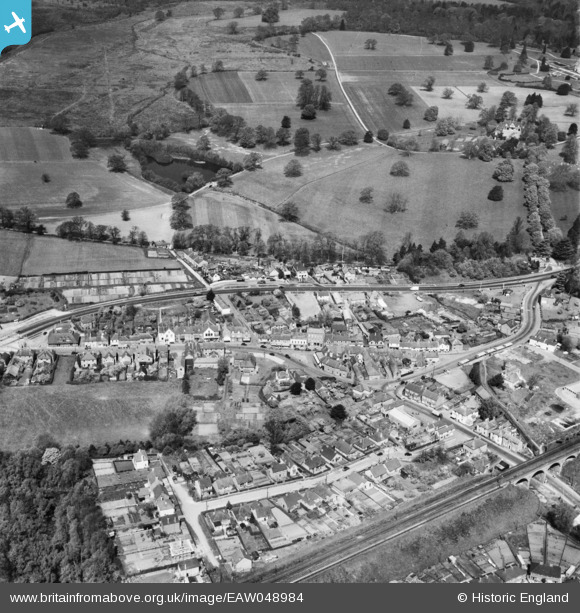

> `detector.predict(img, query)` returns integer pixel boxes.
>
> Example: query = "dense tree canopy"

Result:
[0,447,119,582]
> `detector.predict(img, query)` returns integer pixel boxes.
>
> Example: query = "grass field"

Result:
[0,381,180,450]
[320,31,507,59]
[0,230,182,276]
[0,128,168,218]
[232,144,537,250]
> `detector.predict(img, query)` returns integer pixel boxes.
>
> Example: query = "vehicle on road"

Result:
[410,285,419,291]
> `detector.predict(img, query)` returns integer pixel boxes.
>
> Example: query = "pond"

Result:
[144,156,221,185]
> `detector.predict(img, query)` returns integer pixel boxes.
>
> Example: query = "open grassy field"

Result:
[0,128,168,218]
[0,230,182,276]
[1,159,168,218]
[0,381,180,451]
[232,144,535,250]
[320,31,506,60]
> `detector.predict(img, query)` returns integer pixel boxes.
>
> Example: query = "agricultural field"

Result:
[232,144,532,250]
[189,190,316,242]
[0,230,182,276]
[0,127,72,161]
[0,381,180,450]
[190,69,360,140]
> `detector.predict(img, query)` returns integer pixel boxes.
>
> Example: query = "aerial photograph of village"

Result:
[0,0,579,589]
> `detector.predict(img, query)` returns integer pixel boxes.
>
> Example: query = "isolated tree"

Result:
[295,70,304,79]
[330,404,347,421]
[363,130,373,143]
[65,192,82,209]
[293,128,310,155]
[564,104,578,117]
[255,69,268,81]
[212,7,225,20]
[359,187,374,203]
[304,377,316,391]
[390,161,410,177]
[423,76,435,91]
[377,128,389,141]
[200,63,207,74]
[121,209,130,222]
[477,82,489,93]
[284,159,303,177]
[364,38,377,50]
[227,21,238,35]
[233,7,244,18]
[385,192,408,213]
[466,94,484,110]
[311,133,322,151]
[315,68,327,81]
[41,173,50,183]
[424,106,439,122]
[216,168,233,187]
[280,201,299,221]
[174,71,188,89]
[456,211,479,229]
[488,185,504,201]
[107,154,127,172]
[403,118,411,129]
[444,42,454,56]
[211,60,225,72]
[262,3,279,23]
[442,88,454,99]
[281,115,291,129]
[154,10,165,21]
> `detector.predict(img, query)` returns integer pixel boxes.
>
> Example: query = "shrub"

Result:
[557,84,571,96]
[377,128,389,141]
[338,130,358,146]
